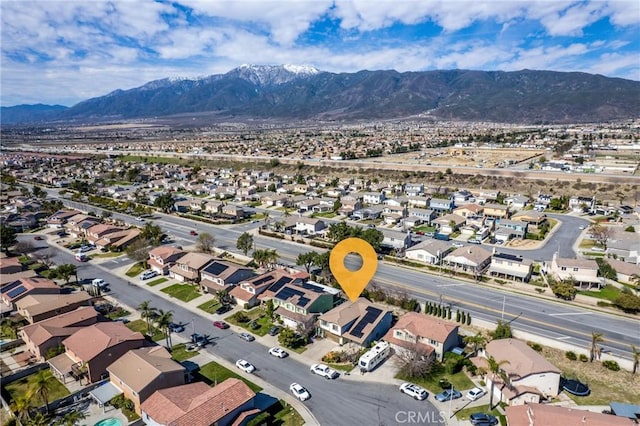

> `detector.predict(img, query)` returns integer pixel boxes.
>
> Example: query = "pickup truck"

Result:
[310,363,339,379]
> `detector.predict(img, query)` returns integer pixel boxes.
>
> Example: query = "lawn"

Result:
[413,225,437,233]
[125,263,146,277]
[5,370,69,409]
[147,277,168,287]
[454,404,506,426]
[105,308,130,319]
[196,361,262,393]
[126,319,164,341]
[312,211,337,218]
[197,300,222,315]
[226,308,274,337]
[161,284,202,302]
[90,252,123,259]
[578,284,621,302]
[247,400,305,426]
[326,362,355,372]
[170,343,199,362]
[396,365,475,395]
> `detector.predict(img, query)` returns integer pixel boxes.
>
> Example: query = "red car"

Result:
[213,321,229,330]
[190,230,198,236]
[34,236,44,240]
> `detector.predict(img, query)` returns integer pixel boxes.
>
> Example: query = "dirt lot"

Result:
[391,147,544,168]
[541,346,640,405]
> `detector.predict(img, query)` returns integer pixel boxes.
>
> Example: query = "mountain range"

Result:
[2,65,639,125]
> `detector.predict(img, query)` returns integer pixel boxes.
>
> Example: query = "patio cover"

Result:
[89,382,122,405]
[48,353,75,377]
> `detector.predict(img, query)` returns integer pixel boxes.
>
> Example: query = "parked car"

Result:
[79,245,92,253]
[238,332,255,342]
[466,387,487,401]
[92,278,108,289]
[213,321,229,330]
[168,323,185,333]
[75,253,89,262]
[469,413,498,426]
[399,383,428,400]
[190,333,207,347]
[269,347,288,358]
[235,359,256,373]
[452,242,464,248]
[310,363,339,379]
[435,388,462,402]
[190,230,198,236]
[268,326,281,336]
[289,383,310,401]
[215,305,232,315]
[139,270,158,280]
[34,236,44,241]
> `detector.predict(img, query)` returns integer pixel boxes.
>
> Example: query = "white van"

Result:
[92,278,108,288]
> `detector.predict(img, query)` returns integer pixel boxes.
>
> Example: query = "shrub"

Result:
[527,342,543,352]
[565,351,577,361]
[579,354,588,362]
[234,312,249,323]
[602,360,620,371]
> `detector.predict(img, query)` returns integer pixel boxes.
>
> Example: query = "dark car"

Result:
[268,326,281,336]
[469,413,498,426]
[190,230,198,236]
[168,323,185,333]
[215,305,232,315]
[34,236,44,240]
[213,321,229,329]
[190,333,207,347]
[435,389,462,402]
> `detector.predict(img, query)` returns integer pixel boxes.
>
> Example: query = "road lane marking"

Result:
[556,336,572,340]
[436,283,466,287]
[548,312,592,316]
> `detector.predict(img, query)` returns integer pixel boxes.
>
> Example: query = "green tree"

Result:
[153,192,175,213]
[361,228,384,252]
[26,411,50,426]
[631,345,640,375]
[486,356,510,409]
[613,292,640,313]
[126,239,151,267]
[29,370,56,413]
[278,327,299,348]
[236,232,254,256]
[11,394,32,424]
[196,232,215,253]
[1,225,17,253]
[265,299,275,320]
[595,258,616,280]
[138,301,157,335]
[463,332,487,355]
[296,251,319,273]
[141,222,163,245]
[253,248,278,268]
[155,309,174,349]
[490,320,513,340]
[589,331,604,362]
[550,279,577,300]
[55,410,86,426]
[32,185,46,199]
[55,264,77,285]
[327,221,351,243]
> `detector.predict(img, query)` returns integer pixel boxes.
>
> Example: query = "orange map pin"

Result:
[329,237,378,302]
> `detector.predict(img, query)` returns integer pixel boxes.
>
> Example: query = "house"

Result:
[203,200,223,215]
[380,229,412,251]
[271,281,336,333]
[547,253,602,288]
[504,195,530,210]
[607,230,640,264]
[84,226,123,247]
[19,306,99,361]
[505,403,634,426]
[1,277,61,311]
[407,208,436,225]
[0,256,23,275]
[15,292,94,324]
[489,252,534,282]
[48,322,146,384]
[199,260,255,294]
[140,379,257,426]
[606,258,640,284]
[569,196,596,213]
[454,204,484,218]
[169,252,216,282]
[318,298,393,346]
[351,205,384,220]
[495,219,528,240]
[407,196,430,208]
[362,191,386,205]
[511,210,547,226]
[148,246,185,276]
[483,203,510,219]
[64,214,101,237]
[221,204,244,219]
[443,246,492,276]
[95,228,142,251]
[429,197,454,213]
[230,270,302,308]
[295,217,327,235]
[404,183,424,196]
[453,190,474,206]
[46,209,80,228]
[432,213,466,234]
[405,240,454,265]
[476,338,561,405]
[383,312,459,362]
[108,346,187,415]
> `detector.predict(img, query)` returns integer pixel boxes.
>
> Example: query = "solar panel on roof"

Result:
[301,282,324,293]
[275,286,303,301]
[253,275,272,286]
[6,286,27,299]
[495,253,523,262]
[1,281,21,294]
[350,306,383,338]
[204,262,229,276]
[296,297,310,307]
[269,277,290,294]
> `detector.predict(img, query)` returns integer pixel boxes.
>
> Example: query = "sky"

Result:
[1,0,639,107]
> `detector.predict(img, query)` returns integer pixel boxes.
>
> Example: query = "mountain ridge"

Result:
[2,65,639,125]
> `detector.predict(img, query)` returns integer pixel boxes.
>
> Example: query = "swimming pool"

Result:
[93,418,123,426]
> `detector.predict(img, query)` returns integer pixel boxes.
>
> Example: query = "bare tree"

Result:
[196,232,215,253]
[33,250,55,267]
[14,240,35,255]
[395,342,435,380]
[589,224,613,250]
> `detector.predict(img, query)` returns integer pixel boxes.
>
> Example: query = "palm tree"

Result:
[631,345,640,375]
[263,211,270,228]
[26,411,50,426]
[11,394,32,423]
[252,248,278,269]
[589,331,604,362]
[216,289,229,305]
[138,300,157,335]
[463,332,487,356]
[55,410,86,426]
[155,309,174,350]
[29,370,55,414]
[486,356,510,409]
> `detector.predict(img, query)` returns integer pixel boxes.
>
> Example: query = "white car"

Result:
[466,387,487,401]
[310,363,338,379]
[289,383,310,401]
[269,347,288,358]
[452,242,464,248]
[400,382,428,400]
[139,270,158,280]
[235,359,255,374]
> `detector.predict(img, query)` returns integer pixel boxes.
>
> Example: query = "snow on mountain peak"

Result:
[233,64,320,86]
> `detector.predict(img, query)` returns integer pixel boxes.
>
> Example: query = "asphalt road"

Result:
[57,199,640,360]
[28,237,442,426]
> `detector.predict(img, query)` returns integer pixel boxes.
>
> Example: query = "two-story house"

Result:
[443,246,492,276]
[404,183,425,197]
[453,204,484,218]
[107,346,186,415]
[231,270,303,308]
[488,252,533,282]
[271,282,336,333]
[169,252,216,283]
[295,217,327,235]
[46,209,80,228]
[547,253,602,288]
[351,205,385,220]
[483,203,510,219]
[64,214,101,238]
[362,191,386,205]
[380,229,412,251]
[429,197,454,213]
[148,246,185,276]
[16,292,94,324]
[406,208,436,226]
[494,219,528,240]
[432,213,466,234]
[199,260,255,294]
[405,240,454,265]
[318,298,393,347]
[1,277,61,311]
[384,312,459,362]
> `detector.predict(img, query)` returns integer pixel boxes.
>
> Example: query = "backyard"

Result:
[161,283,202,302]
[4,369,69,410]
